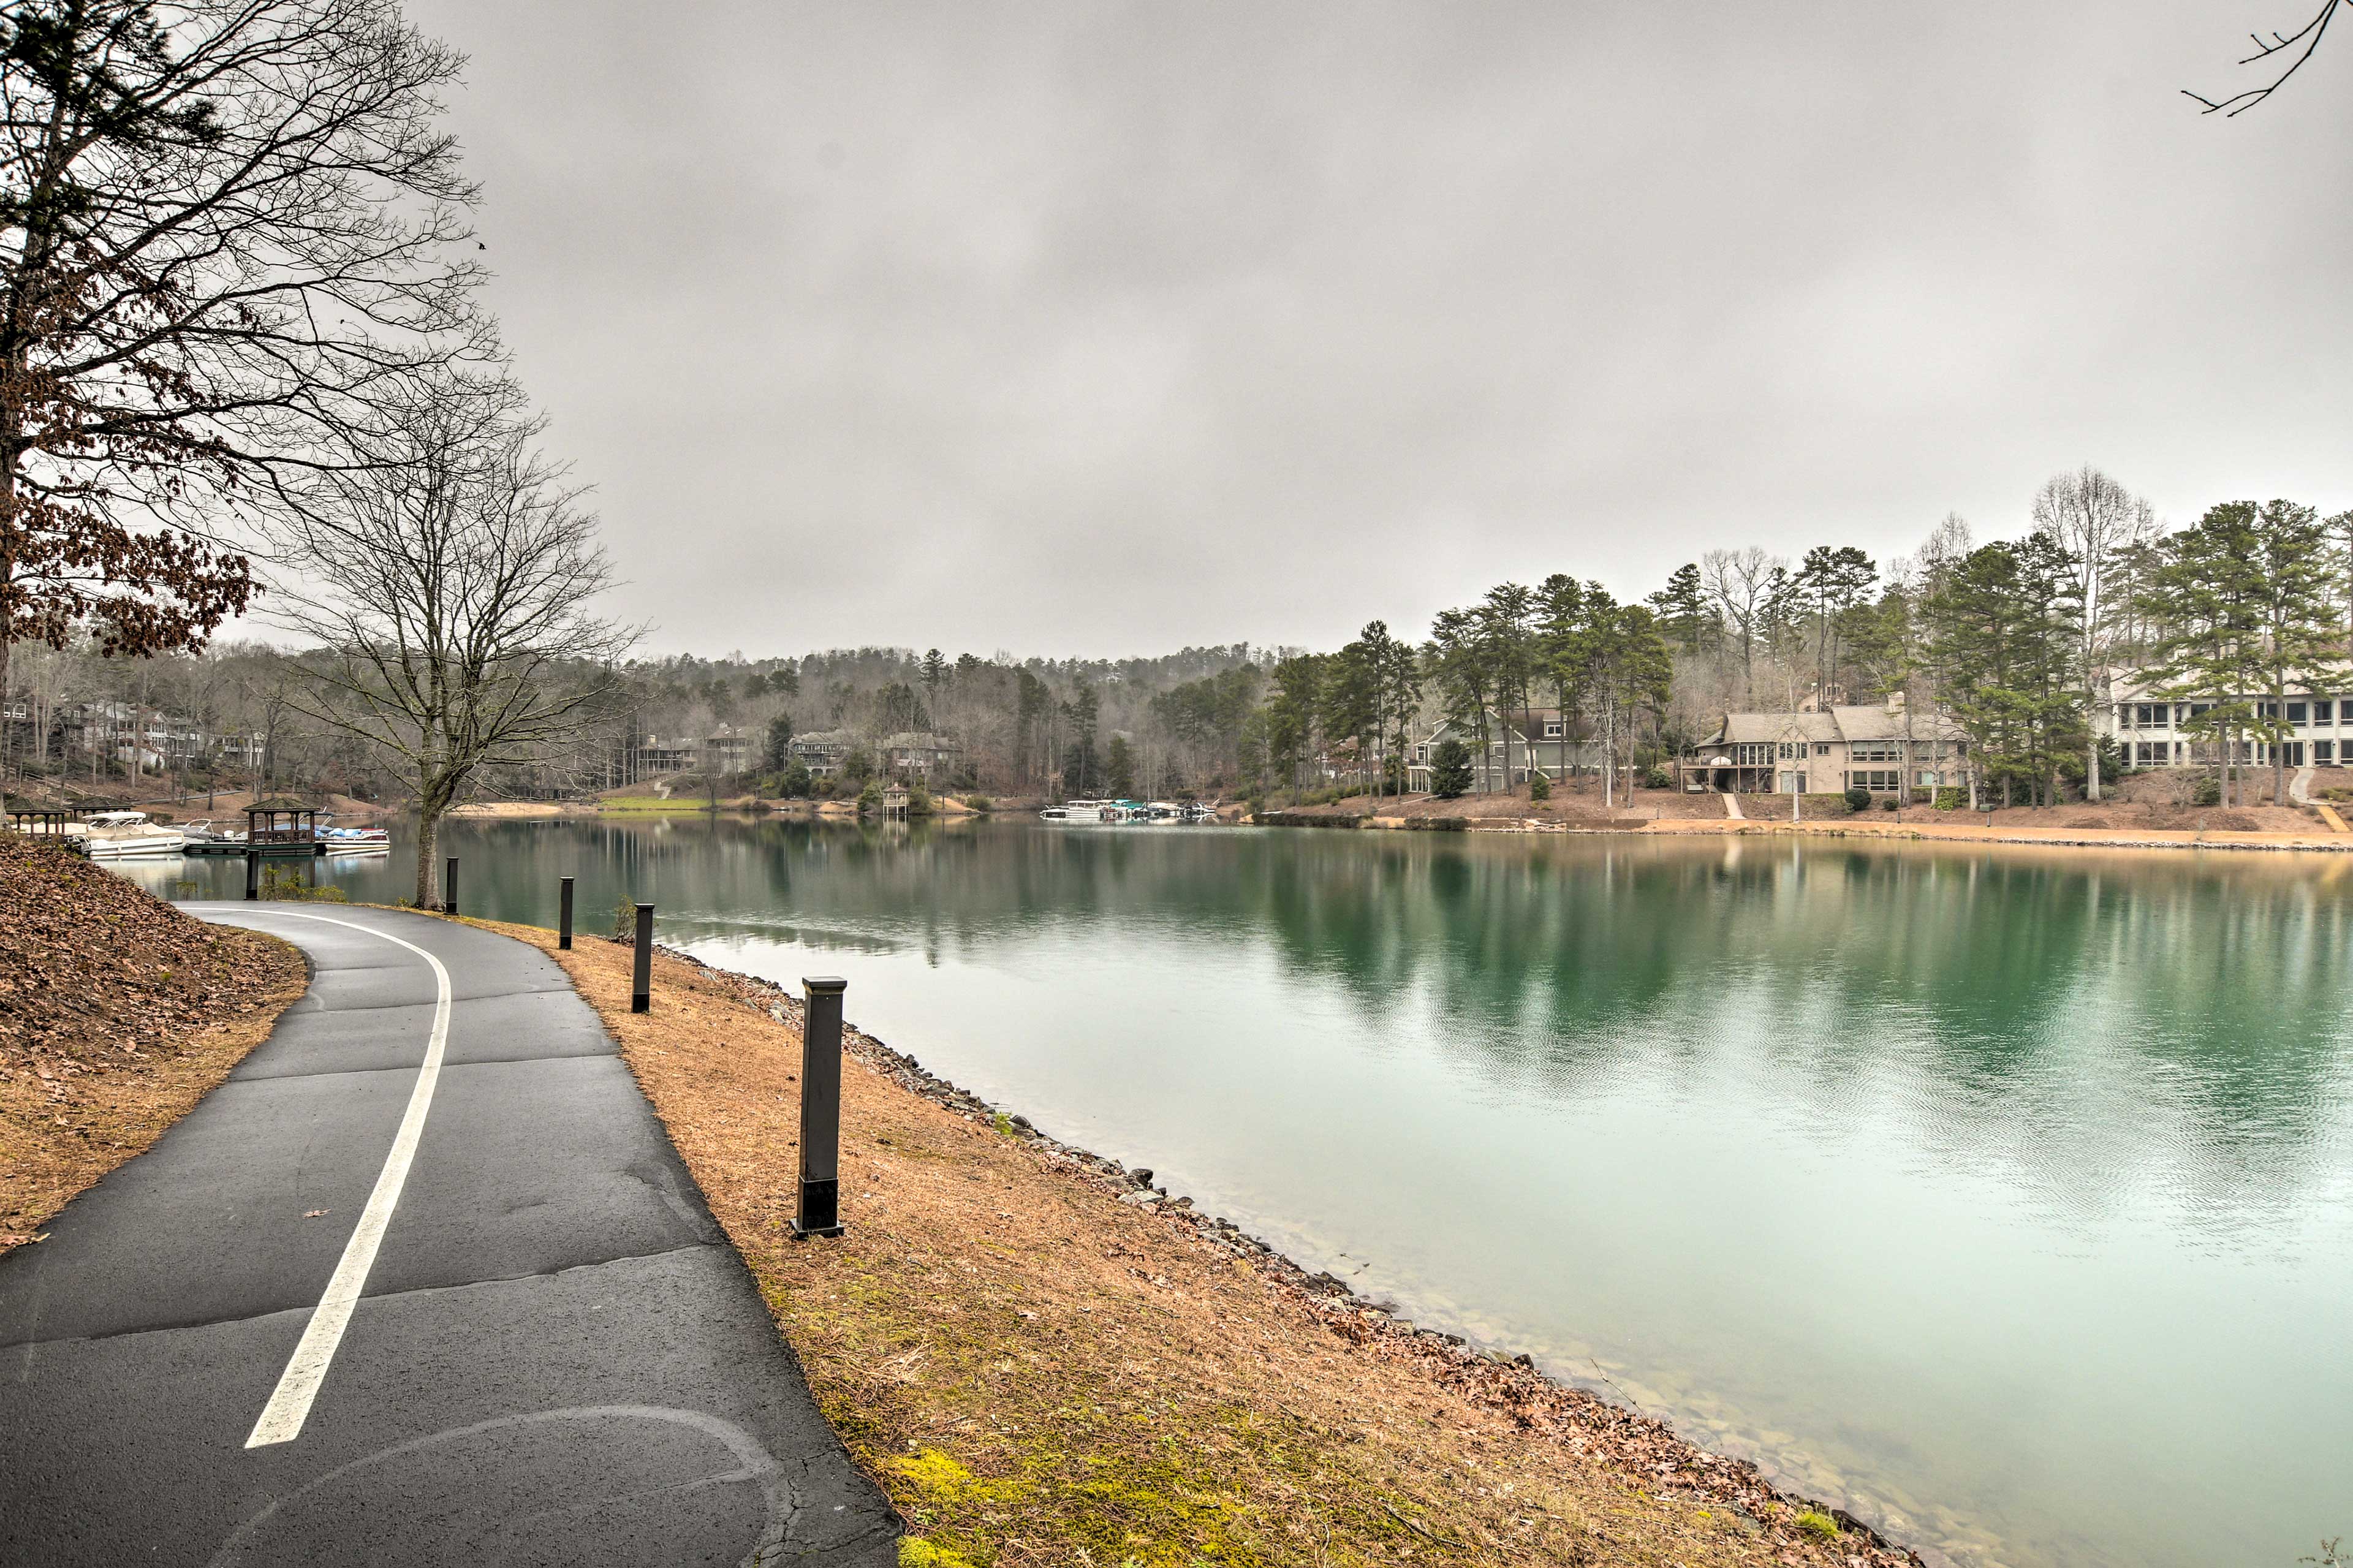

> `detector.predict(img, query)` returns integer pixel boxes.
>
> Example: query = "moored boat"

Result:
[320,825,391,854]
[77,811,187,860]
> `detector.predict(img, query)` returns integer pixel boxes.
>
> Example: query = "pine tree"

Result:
[1425,607,1495,792]
[1429,737,1472,798]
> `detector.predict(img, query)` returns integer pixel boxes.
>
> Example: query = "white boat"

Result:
[320,824,391,854]
[77,810,188,860]
[1040,798,1113,822]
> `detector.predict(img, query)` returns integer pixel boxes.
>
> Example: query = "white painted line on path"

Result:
[237,911,453,1449]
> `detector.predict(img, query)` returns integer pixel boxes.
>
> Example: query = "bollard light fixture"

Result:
[794,976,848,1238]
[631,903,654,1012]
[558,876,575,950]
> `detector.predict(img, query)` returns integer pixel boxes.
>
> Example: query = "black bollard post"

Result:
[794,977,848,1238]
[444,856,458,916]
[631,903,654,1013]
[559,876,574,950]
[244,847,259,901]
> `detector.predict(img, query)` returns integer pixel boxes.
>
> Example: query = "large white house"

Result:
[2101,673,2353,769]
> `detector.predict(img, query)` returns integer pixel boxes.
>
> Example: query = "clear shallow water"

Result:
[138,819,2353,1567]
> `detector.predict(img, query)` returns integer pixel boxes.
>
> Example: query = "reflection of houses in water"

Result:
[1679,694,1968,796]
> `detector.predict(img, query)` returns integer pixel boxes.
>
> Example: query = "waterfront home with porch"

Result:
[789,729,855,778]
[1679,697,1969,796]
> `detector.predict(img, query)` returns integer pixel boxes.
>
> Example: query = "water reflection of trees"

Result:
[459,818,2353,1221]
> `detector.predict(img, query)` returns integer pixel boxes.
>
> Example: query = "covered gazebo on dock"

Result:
[245,798,324,857]
[4,796,82,839]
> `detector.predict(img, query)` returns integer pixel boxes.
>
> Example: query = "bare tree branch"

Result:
[2184,0,2344,114]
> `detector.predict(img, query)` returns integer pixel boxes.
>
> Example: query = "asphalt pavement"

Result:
[0,903,898,1566]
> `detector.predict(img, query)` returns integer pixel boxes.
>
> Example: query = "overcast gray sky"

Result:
[401,0,2353,661]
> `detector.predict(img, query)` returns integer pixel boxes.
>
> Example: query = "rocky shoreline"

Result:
[650,937,1939,1568]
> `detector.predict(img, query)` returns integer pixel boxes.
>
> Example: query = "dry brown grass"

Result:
[480,916,1919,1568]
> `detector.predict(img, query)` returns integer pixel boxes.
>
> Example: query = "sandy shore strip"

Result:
[1631,816,2353,854]
[464,913,1941,1568]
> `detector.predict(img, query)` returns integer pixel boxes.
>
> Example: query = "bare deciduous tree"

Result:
[2033,466,2157,801]
[272,375,636,907]
[1700,546,1780,705]
[1,0,488,812]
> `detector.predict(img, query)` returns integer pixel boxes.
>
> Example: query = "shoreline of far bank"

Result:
[450,909,1947,1568]
[1252,807,2353,855]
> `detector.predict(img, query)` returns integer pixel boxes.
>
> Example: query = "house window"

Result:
[1544,722,1563,738]
[1816,742,1832,756]
[1917,770,1937,787]
[2318,741,2335,764]
[2289,702,2309,725]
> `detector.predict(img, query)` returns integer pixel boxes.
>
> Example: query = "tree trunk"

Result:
[0,636,11,820]
[2273,680,2288,807]
[414,808,440,909]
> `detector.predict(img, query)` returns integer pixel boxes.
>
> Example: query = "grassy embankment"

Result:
[472,914,1923,1568]
[0,838,306,1253]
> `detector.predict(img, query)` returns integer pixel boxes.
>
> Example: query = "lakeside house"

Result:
[631,735,695,776]
[703,723,751,776]
[1404,708,1608,791]
[789,729,855,778]
[3,699,265,778]
[1678,695,1968,795]
[787,729,961,782]
[2100,672,2353,770]
[877,731,961,781]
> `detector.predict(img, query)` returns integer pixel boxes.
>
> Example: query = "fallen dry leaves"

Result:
[474,914,1925,1568]
[1,836,306,1252]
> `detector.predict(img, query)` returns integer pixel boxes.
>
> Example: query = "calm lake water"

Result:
[136,817,2353,1567]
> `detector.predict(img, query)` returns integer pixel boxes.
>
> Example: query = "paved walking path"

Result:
[1720,791,1743,820]
[0,904,897,1567]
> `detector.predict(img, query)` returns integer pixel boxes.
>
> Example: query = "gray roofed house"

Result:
[879,731,961,780]
[789,729,857,776]
[1683,695,1968,796]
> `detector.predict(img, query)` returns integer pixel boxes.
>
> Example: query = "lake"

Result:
[133,816,2353,1567]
